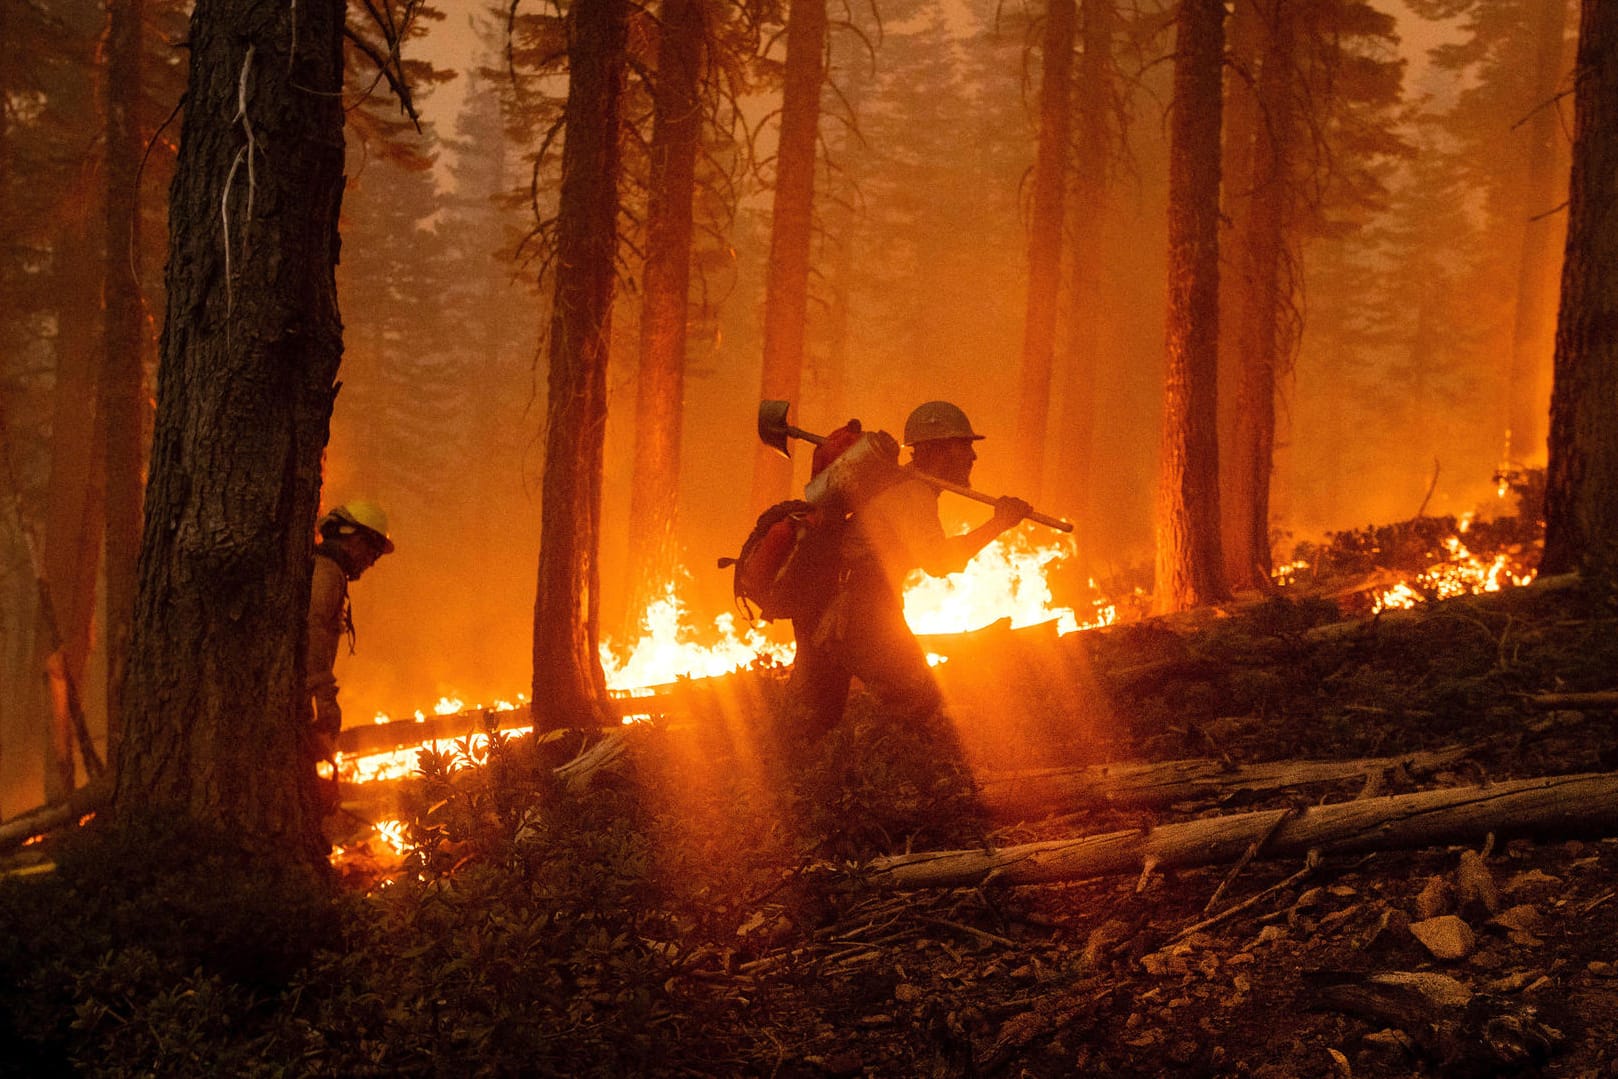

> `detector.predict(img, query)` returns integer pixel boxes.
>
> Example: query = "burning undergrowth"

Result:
[329,481,1552,871]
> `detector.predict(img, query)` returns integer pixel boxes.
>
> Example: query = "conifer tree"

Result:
[1155,0,1229,612]
[115,0,348,864]
[1542,0,1618,577]
[531,0,631,730]
[1406,0,1576,469]
[750,0,828,513]
[1015,0,1076,499]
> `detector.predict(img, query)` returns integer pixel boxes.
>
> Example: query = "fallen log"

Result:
[337,623,1074,761]
[334,670,785,758]
[976,745,1469,815]
[0,775,112,853]
[861,771,1618,890]
[336,708,527,758]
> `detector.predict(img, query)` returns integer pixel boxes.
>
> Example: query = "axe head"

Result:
[757,399,793,459]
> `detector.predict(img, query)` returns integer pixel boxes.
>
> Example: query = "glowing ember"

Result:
[1372,533,1535,613]
[338,728,536,786]
[1271,559,1311,587]
[432,696,465,716]
[374,818,411,857]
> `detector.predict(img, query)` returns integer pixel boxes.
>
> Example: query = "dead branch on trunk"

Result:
[859,772,1618,890]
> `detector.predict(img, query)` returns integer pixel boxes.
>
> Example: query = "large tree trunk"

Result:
[113,0,348,867]
[1223,0,1296,590]
[865,772,1618,889]
[531,0,628,731]
[1053,0,1115,544]
[1154,0,1229,613]
[625,0,705,634]
[1543,0,1618,577]
[101,0,148,765]
[1217,0,1260,588]
[1014,0,1075,500]
[749,0,825,514]
[1504,0,1572,469]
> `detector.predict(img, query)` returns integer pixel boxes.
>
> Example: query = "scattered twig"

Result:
[1135,854,1159,894]
[1203,807,1297,914]
[1580,890,1616,916]
[1172,849,1321,944]
[920,915,1018,950]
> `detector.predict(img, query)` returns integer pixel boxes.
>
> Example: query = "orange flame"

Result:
[1371,526,1535,613]
[600,586,795,690]
[902,532,1113,636]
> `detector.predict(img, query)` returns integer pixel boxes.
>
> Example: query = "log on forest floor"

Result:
[0,776,112,853]
[859,771,1618,890]
[976,745,1470,815]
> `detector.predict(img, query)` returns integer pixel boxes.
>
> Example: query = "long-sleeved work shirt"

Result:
[306,549,352,736]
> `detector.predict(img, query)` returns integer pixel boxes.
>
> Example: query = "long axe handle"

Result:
[757,400,1074,533]
[917,472,1074,534]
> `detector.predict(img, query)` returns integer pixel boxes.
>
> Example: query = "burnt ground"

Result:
[568,569,1618,1079]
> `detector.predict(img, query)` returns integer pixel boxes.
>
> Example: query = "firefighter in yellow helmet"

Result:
[784,402,1029,747]
[305,499,394,781]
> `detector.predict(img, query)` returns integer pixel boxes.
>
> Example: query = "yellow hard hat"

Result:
[903,401,985,446]
[322,498,394,553]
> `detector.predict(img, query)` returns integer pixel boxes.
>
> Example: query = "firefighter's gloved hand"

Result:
[992,496,1032,530]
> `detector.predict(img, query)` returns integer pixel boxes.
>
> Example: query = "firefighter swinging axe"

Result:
[756,399,1074,533]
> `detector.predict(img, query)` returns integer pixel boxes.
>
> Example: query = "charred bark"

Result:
[532,0,629,730]
[749,0,825,514]
[1543,0,1618,577]
[1015,0,1075,500]
[1154,0,1229,613]
[113,0,347,866]
[626,0,706,630]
